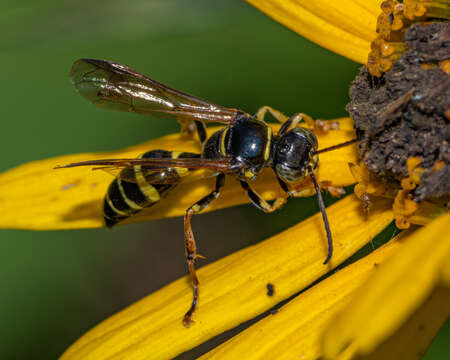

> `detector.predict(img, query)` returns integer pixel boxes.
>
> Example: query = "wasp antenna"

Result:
[308,166,333,265]
[313,138,359,155]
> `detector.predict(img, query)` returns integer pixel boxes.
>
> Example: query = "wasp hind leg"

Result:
[183,173,225,326]
[255,106,289,124]
[194,120,207,146]
[177,118,197,136]
[255,106,313,134]
[256,106,337,135]
[178,119,208,146]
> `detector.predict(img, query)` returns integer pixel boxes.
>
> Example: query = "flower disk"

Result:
[348,21,450,201]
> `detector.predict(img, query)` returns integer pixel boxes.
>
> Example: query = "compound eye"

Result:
[275,163,304,183]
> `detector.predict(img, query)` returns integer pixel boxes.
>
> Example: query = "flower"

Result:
[0,1,448,359]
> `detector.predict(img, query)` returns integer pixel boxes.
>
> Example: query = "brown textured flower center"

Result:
[348,15,449,210]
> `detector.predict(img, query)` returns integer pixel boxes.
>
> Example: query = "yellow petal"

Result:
[357,286,450,360]
[441,256,450,286]
[199,231,404,360]
[246,0,383,64]
[323,211,450,358]
[0,118,357,230]
[60,195,393,360]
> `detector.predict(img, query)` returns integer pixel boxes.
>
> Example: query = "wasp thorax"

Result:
[274,128,318,183]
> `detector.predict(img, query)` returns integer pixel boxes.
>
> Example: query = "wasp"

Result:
[59,59,357,326]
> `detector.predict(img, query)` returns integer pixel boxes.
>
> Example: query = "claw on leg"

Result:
[312,119,340,134]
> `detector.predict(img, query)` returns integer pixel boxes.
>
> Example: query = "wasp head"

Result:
[273,128,318,183]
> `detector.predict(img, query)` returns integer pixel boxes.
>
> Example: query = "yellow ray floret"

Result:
[246,0,383,64]
[322,211,450,358]
[355,286,450,360]
[0,119,357,230]
[198,231,403,360]
[60,195,393,360]
[199,233,450,360]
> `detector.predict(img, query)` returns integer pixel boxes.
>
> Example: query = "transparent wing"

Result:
[92,165,218,185]
[70,59,244,124]
[56,157,237,170]
[55,156,241,185]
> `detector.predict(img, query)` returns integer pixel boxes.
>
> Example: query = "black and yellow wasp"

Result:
[60,59,356,326]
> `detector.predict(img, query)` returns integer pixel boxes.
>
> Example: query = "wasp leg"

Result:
[277,174,333,264]
[194,120,208,146]
[240,180,287,213]
[256,106,337,134]
[180,120,207,146]
[183,173,225,326]
[312,119,340,133]
[277,113,315,135]
[280,113,336,133]
[255,105,289,123]
[178,118,197,135]
[255,106,311,132]
[278,113,339,135]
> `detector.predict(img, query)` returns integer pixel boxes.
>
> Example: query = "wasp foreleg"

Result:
[277,174,333,264]
[240,181,287,213]
[183,173,225,326]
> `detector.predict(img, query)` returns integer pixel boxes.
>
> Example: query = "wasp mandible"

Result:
[59,59,357,326]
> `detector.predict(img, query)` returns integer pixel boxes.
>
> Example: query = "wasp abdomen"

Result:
[103,150,199,227]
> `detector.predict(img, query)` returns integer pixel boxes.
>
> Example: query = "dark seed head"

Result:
[348,21,450,201]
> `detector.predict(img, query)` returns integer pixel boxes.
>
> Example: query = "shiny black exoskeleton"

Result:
[103,113,319,229]
[202,112,318,185]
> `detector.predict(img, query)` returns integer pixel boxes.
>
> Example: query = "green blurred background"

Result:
[0,1,448,359]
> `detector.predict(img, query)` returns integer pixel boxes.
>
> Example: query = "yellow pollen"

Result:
[368,0,450,77]
[391,157,425,228]
[349,161,390,209]
[440,59,450,75]
[406,157,424,185]
[403,0,450,21]
[368,38,407,77]
[433,160,445,171]
[421,63,438,70]
[378,1,405,39]
[393,190,419,229]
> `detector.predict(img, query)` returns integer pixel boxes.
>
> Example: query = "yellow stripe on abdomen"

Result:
[134,165,161,203]
[117,177,143,210]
